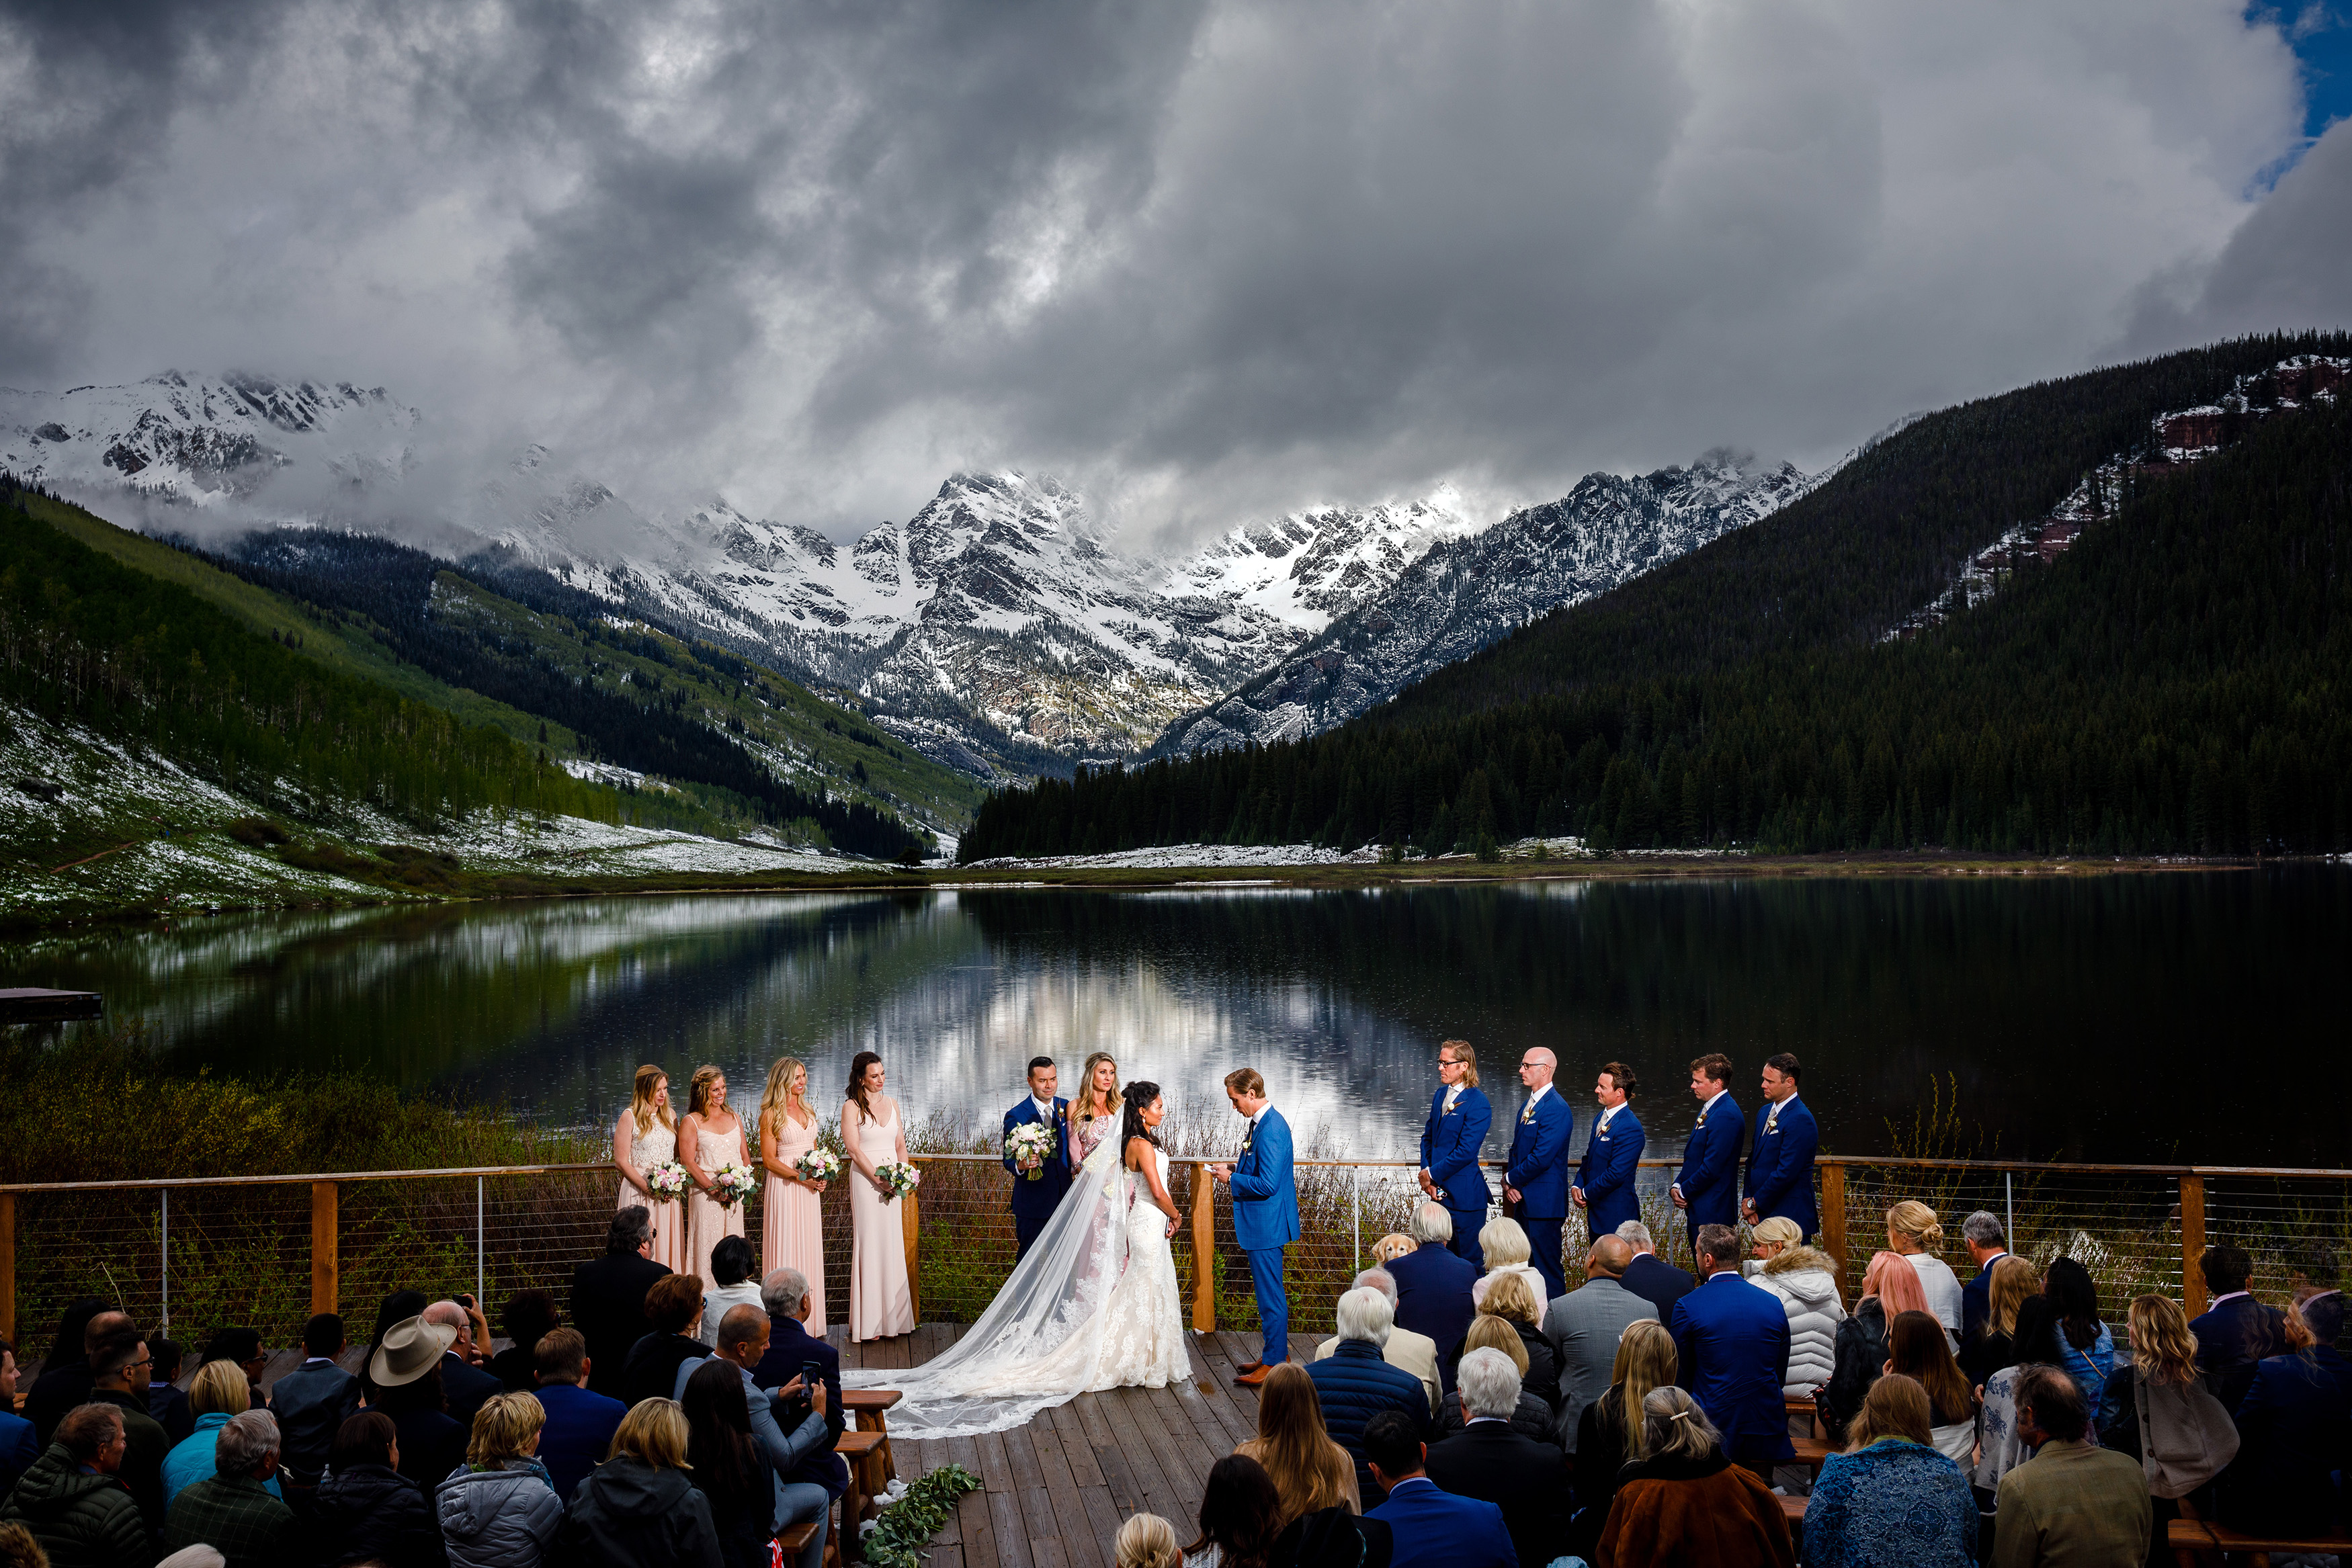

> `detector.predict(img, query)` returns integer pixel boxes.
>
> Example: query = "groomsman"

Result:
[1003,1056,1072,1262]
[1417,1040,1493,1270]
[1572,1062,1644,1239]
[1671,1053,1743,1258]
[1501,1047,1574,1302]
[1742,1052,1819,1239]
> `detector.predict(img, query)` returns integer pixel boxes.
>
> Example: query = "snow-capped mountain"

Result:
[1154,450,1818,754]
[1171,488,1484,632]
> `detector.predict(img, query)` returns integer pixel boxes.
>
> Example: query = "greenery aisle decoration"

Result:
[861,1463,982,1568]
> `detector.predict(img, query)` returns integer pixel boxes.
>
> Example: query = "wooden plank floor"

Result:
[836,1323,1298,1568]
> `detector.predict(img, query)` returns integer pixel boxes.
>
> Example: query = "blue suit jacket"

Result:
[1669,1272,1795,1460]
[1420,1086,1492,1211]
[1744,1095,1818,1235]
[753,1312,849,1495]
[1366,1476,1517,1568]
[1674,1093,1745,1227]
[1389,1242,1480,1369]
[532,1380,627,1503]
[2191,1294,2290,1409]
[1004,1096,1073,1219]
[1960,1253,2008,1345]
[1231,1108,1300,1250]
[1504,1090,1574,1220]
[1576,1106,1644,1236]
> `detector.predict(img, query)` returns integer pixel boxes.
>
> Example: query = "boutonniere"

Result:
[1519,1104,1535,1125]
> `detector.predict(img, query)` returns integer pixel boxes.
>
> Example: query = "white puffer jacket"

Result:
[1754,1248,1847,1397]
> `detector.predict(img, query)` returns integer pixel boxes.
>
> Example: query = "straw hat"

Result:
[370,1316,457,1388]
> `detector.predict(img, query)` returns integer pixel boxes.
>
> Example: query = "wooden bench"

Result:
[841,1389,900,1483]
[2166,1515,2352,1567]
[1789,1436,1833,1471]
[835,1429,888,1561]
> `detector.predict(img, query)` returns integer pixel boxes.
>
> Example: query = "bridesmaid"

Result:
[613,1064,685,1271]
[1068,1051,1122,1170]
[677,1064,749,1285]
[844,1051,914,1341]
[757,1055,829,1334]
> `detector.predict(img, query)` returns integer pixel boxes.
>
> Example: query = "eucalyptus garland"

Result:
[861,1463,983,1568]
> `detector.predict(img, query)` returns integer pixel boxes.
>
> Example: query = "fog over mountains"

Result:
[2,371,1817,779]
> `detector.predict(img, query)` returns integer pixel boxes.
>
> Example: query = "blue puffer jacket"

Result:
[1305,1340,1431,1503]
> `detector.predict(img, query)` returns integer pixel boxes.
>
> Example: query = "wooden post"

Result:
[1191,1162,1217,1333]
[902,1185,921,1325]
[0,1192,14,1349]
[2181,1174,2206,1317]
[1820,1163,1848,1289]
[310,1182,339,1318]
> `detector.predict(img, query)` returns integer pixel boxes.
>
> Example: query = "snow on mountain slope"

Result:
[1170,486,1484,632]
[1154,450,1818,754]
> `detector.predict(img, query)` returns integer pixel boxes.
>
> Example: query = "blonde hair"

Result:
[1074,1052,1122,1127]
[1482,1270,1542,1325]
[1464,1313,1529,1377]
[1751,1216,1803,1253]
[1113,1513,1181,1568]
[759,1056,809,1142]
[467,1391,546,1467]
[1846,1372,1932,1452]
[1612,1319,1678,1459]
[1887,1200,1944,1252]
[1239,1364,1354,1526]
[687,1065,726,1119]
[1478,1218,1531,1270]
[187,1359,250,1420]
[630,1063,674,1137]
[1370,1233,1415,1265]
[608,1398,690,1469]
[1439,1039,1480,1088]
[1223,1068,1265,1099]
[2126,1294,2200,1385]
[1988,1255,2039,1337]
[1640,1385,1722,1464]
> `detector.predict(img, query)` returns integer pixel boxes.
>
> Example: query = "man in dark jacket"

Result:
[1426,1347,1571,1568]
[84,1327,169,1539]
[0,1403,157,1568]
[531,1328,628,1501]
[1617,1220,1697,1319]
[23,1304,124,1446]
[422,1300,503,1423]
[1305,1289,1433,1505]
[2191,1244,2289,1410]
[267,1313,360,1489]
[165,1409,294,1568]
[571,1207,673,1401]
[1388,1205,1478,1387]
[144,1340,194,1446]
[752,1266,849,1495]
[1669,1224,1794,1469]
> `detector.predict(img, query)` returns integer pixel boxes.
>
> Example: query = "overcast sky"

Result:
[2,0,2346,545]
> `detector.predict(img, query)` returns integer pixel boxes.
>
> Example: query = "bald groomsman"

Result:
[1502,1047,1574,1301]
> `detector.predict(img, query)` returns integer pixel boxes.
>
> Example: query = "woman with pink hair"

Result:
[1818,1250,1931,1442]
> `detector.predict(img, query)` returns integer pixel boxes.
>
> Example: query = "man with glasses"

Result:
[1502,1047,1574,1301]
[1417,1040,1494,1269]
[84,1325,170,1538]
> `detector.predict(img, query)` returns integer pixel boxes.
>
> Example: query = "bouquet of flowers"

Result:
[1005,1122,1057,1179]
[794,1146,843,1183]
[876,1161,921,1201]
[643,1161,691,1202]
[710,1162,760,1210]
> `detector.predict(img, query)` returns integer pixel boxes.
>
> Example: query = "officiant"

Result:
[1004,1056,1075,1260]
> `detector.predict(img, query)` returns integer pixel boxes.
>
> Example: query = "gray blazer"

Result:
[1539,1274,1658,1450]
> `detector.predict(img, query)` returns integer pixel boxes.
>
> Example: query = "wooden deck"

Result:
[839,1323,1286,1568]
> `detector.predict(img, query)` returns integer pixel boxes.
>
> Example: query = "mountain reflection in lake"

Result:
[11,871,2347,1166]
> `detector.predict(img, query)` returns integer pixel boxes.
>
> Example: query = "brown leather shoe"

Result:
[1233,1365,1273,1387]
[1232,1360,1265,1375]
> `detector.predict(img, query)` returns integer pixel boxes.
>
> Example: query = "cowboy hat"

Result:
[369,1315,458,1387]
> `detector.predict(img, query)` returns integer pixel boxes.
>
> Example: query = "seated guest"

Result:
[198,1330,269,1412]
[163,1409,294,1568]
[1668,1223,1794,1470]
[1886,1309,1979,1464]
[1471,1273,1556,1409]
[1468,1218,1548,1311]
[1234,1364,1360,1524]
[1972,1296,2059,1505]
[1425,1347,1572,1568]
[2041,1258,2115,1413]
[682,1358,785,1568]
[167,1362,286,1508]
[1569,1318,1677,1562]
[0,1340,34,1499]
[1958,1211,2011,1347]
[624,1274,712,1409]
[571,1207,674,1402]
[529,1327,627,1502]
[1802,1374,1975,1568]
[2189,1243,2287,1409]
[1184,1452,1390,1568]
[672,1306,833,1568]
[309,1411,440,1568]
[1993,1366,2150,1567]
[1820,1249,1927,1442]
[2096,1293,2238,1549]
[1960,1256,2038,1389]
[2220,1300,2352,1536]
[1886,1201,1964,1348]
[1315,1268,1441,1417]
[488,1292,560,1391]
[1361,1410,1514,1568]
[2287,1239,2344,1345]
[360,1291,429,1401]
[1543,1235,1658,1448]
[1386,1205,1478,1387]
[435,1391,563,1568]
[558,1399,728,1565]
[1433,1315,1556,1442]
[1616,1220,1695,1319]
[83,1323,170,1536]
[266,1313,358,1489]
[1745,1218,1844,1399]
[146,1339,196,1446]
[25,1302,122,1445]
[0,1403,151,1566]
[368,1315,470,1495]
[422,1301,504,1425]
[1304,1288,1431,1504]
[750,1267,848,1497]
[698,1237,766,1348]
[1597,1387,1796,1567]
[1114,1511,1181,1568]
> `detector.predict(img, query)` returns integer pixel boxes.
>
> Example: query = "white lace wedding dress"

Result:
[844,1137,1190,1436]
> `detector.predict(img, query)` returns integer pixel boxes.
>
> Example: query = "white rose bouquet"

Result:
[794,1146,843,1183]
[643,1161,691,1201]
[1005,1122,1057,1179]
[876,1161,921,1201]
[710,1162,760,1209]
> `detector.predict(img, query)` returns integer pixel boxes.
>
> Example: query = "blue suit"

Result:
[1674,1092,1745,1255]
[1575,1105,1644,1239]
[1389,1241,1480,1391]
[1669,1272,1796,1467]
[1003,1094,1072,1260]
[1420,1085,1493,1270]
[1504,1088,1574,1301]
[1231,1108,1300,1365]
[1366,1476,1517,1568]
[1744,1094,1818,1237]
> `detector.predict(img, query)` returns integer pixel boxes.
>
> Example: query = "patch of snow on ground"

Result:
[439,812,862,875]
[964,842,1385,870]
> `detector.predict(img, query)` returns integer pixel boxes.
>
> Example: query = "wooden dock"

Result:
[843,1323,1283,1568]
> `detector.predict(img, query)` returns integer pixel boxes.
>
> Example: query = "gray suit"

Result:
[1539,1274,1658,1450]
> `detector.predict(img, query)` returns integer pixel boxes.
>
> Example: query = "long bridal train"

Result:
[843,1137,1189,1437]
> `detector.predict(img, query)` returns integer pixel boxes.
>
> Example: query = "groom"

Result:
[1003,1055,1072,1262]
[1209,1067,1298,1388]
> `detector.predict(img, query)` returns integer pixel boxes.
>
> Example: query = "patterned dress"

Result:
[1802,1437,1977,1567]
[619,1117,686,1272]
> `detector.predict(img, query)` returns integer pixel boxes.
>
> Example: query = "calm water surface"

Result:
[9,873,2347,1166]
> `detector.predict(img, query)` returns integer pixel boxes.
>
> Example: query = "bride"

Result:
[846,1080,1190,1436]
